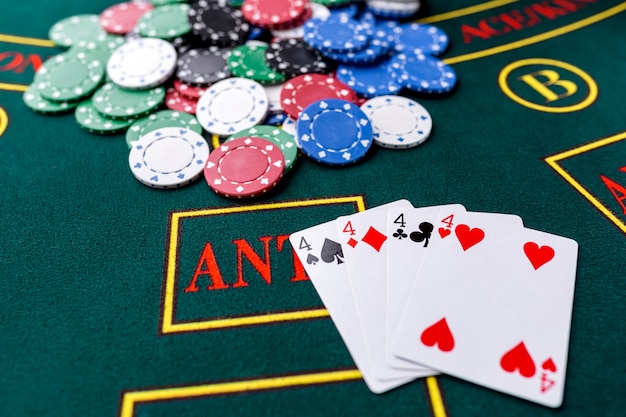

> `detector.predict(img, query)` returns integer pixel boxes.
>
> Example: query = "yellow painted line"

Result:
[0,33,55,48]
[160,196,365,334]
[419,0,519,23]
[164,309,331,333]
[0,107,8,137]
[0,82,27,92]
[119,369,363,417]
[426,376,447,417]
[444,2,626,64]
[545,132,626,235]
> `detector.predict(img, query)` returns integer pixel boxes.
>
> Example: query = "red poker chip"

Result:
[173,79,208,100]
[204,136,285,198]
[280,74,358,119]
[268,1,313,32]
[165,88,198,114]
[99,1,153,35]
[241,0,307,29]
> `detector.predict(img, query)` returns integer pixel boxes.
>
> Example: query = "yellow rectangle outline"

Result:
[545,131,626,234]
[120,372,445,417]
[161,196,366,334]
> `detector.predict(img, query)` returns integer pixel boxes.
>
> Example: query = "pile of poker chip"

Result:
[23,0,457,198]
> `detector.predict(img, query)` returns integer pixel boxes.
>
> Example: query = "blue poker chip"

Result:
[296,98,373,165]
[391,53,457,94]
[391,23,449,56]
[303,15,370,53]
[321,25,393,64]
[264,111,287,126]
[247,25,266,40]
[336,57,402,98]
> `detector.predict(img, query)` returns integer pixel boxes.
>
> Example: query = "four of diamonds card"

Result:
[289,200,578,407]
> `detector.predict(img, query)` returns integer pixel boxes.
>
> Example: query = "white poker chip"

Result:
[360,95,432,149]
[263,82,285,113]
[129,127,210,189]
[196,77,269,136]
[281,116,300,148]
[107,38,177,90]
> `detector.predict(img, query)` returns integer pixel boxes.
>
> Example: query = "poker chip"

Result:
[75,99,134,134]
[390,23,449,56]
[35,52,104,102]
[336,58,403,98]
[49,14,107,48]
[204,136,285,198]
[227,125,298,172]
[312,0,352,7]
[263,111,287,126]
[23,83,78,114]
[125,110,202,148]
[176,47,231,86]
[241,0,307,28]
[129,127,210,189]
[188,0,250,46]
[107,38,177,89]
[165,87,198,114]
[303,15,370,53]
[392,53,457,94]
[68,35,126,65]
[196,77,269,136]
[360,95,432,149]
[367,0,421,18]
[280,74,357,120]
[92,83,165,120]
[99,2,153,35]
[227,43,285,85]
[136,3,191,39]
[297,98,373,165]
[265,39,331,78]
[320,24,393,65]
[173,79,208,100]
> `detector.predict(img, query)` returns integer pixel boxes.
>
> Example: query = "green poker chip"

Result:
[34,52,104,103]
[67,35,126,65]
[75,99,134,134]
[312,0,352,6]
[227,44,286,85]
[151,0,187,5]
[23,83,78,114]
[48,14,108,48]
[92,83,165,120]
[125,110,203,149]
[136,4,191,39]
[227,125,298,172]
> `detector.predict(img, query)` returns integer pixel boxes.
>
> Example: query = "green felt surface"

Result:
[1,1,626,417]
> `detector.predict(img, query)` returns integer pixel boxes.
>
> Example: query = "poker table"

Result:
[1,1,625,416]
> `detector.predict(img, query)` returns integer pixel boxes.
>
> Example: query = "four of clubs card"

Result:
[290,200,578,407]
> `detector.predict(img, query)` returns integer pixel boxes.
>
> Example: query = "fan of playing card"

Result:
[289,200,578,407]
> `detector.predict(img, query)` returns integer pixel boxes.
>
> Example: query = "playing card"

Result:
[385,204,465,369]
[289,220,416,393]
[393,207,578,407]
[335,200,437,380]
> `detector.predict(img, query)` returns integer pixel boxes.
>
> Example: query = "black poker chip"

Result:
[188,0,249,47]
[265,38,332,78]
[176,47,232,86]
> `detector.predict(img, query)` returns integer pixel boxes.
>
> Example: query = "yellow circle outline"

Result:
[0,107,9,137]
[498,58,598,113]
